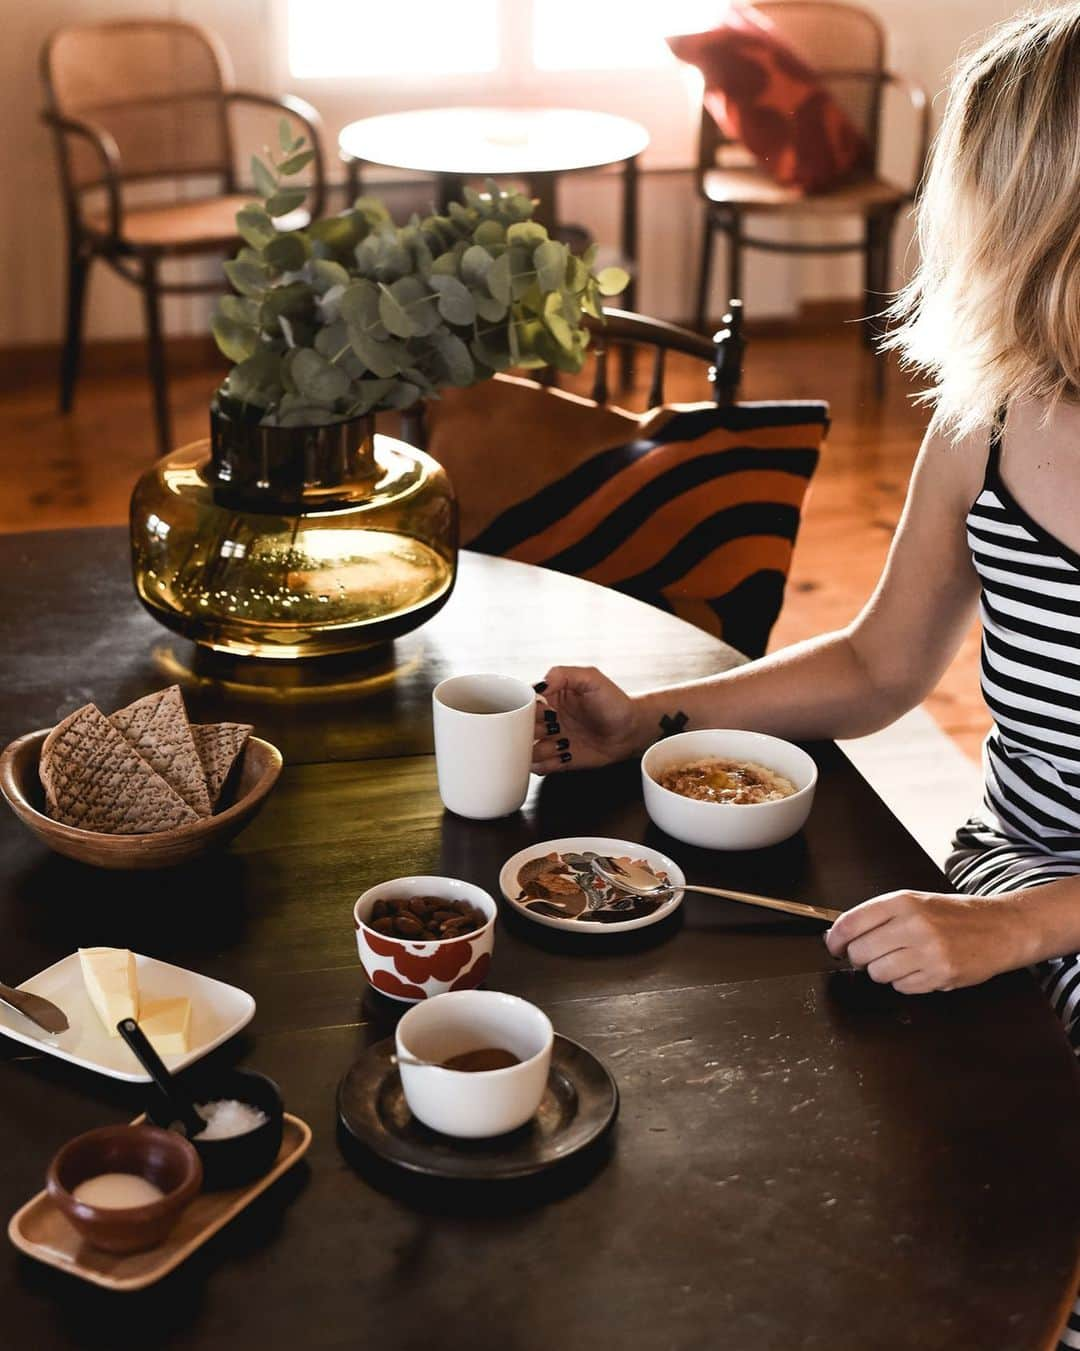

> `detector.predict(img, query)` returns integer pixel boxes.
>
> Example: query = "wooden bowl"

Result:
[47,1123,202,1254]
[0,729,282,870]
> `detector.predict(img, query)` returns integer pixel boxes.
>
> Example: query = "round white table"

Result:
[338,106,649,306]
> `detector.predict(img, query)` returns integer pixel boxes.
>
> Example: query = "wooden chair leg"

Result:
[141,259,172,456]
[695,209,716,334]
[727,211,745,317]
[862,215,882,351]
[59,242,90,414]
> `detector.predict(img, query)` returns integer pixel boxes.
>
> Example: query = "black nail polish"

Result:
[543,709,557,723]
[533,680,548,693]
[559,752,572,763]
[556,738,569,751]
[547,723,561,736]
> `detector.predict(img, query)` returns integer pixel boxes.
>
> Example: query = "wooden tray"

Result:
[7,1112,311,1291]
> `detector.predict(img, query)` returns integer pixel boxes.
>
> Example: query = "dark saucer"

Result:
[337,1034,618,1180]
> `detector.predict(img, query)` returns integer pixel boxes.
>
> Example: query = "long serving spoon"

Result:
[0,981,69,1034]
[117,1017,207,1139]
[592,856,842,924]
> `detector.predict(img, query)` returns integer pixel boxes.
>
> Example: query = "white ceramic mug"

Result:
[396,989,554,1138]
[432,674,535,819]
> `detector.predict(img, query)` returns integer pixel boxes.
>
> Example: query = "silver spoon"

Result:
[591,856,841,924]
[0,980,68,1034]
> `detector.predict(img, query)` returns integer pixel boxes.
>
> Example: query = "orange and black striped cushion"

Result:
[465,400,827,659]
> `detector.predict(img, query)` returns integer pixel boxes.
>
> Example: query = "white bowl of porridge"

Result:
[641,730,817,851]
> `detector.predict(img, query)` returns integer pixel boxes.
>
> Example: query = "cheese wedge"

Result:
[78,947,138,1037]
[139,996,192,1056]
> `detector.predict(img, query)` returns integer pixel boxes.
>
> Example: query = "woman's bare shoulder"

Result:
[910,421,990,512]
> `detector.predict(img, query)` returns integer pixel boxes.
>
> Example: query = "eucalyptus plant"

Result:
[211,121,629,427]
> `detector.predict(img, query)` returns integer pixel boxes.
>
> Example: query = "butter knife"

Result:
[0,981,69,1034]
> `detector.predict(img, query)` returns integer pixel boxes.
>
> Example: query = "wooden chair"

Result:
[40,19,327,455]
[694,1,928,389]
[408,304,830,658]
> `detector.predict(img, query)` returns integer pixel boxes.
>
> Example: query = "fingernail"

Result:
[559,752,572,763]
[543,709,557,723]
[533,681,548,693]
[547,723,561,736]
[556,738,569,750]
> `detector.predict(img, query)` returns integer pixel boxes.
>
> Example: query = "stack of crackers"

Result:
[39,686,254,835]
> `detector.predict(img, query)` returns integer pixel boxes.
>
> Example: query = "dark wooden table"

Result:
[2,527,1078,1350]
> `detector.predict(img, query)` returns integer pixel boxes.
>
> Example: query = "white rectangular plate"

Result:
[0,952,255,1082]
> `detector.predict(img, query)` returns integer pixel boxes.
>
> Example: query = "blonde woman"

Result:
[536,4,1080,1125]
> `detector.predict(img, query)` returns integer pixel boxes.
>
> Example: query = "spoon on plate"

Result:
[0,980,68,1034]
[591,856,841,923]
[117,1018,207,1139]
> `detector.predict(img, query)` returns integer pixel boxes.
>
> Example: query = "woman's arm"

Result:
[534,426,984,772]
[824,876,1080,992]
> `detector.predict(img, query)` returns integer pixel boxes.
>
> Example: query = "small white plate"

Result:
[0,952,255,1082]
[499,836,685,933]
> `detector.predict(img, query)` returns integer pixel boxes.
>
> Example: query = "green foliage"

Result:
[213,146,624,425]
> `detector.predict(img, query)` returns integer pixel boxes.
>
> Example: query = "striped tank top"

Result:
[966,425,1080,859]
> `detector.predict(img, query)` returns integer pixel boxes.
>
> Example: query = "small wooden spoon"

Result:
[592,856,841,924]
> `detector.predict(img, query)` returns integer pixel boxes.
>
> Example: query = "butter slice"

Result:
[139,996,191,1056]
[78,947,138,1037]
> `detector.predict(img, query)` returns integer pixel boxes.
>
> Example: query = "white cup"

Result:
[432,674,535,819]
[396,990,554,1138]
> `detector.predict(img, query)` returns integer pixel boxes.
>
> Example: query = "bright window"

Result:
[531,1,725,71]
[286,0,500,78]
[286,0,727,79]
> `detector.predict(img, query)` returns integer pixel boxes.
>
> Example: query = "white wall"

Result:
[0,0,1049,347]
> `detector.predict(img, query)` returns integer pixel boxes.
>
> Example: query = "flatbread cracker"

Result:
[109,686,212,818]
[40,704,200,834]
[191,722,253,808]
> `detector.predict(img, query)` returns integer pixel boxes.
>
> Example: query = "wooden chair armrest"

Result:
[41,110,123,238]
[882,71,931,197]
[226,89,327,219]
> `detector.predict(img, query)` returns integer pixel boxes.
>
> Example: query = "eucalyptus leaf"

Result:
[279,118,294,152]
[218,295,259,325]
[428,274,475,326]
[236,204,276,250]
[377,283,418,339]
[348,326,409,379]
[473,291,508,322]
[430,331,474,385]
[473,219,505,246]
[266,187,307,218]
[260,282,315,323]
[533,240,567,293]
[277,148,315,176]
[291,347,351,406]
[309,259,350,295]
[223,259,269,298]
[460,244,493,288]
[507,221,548,248]
[225,349,281,407]
[596,266,630,296]
[264,233,310,273]
[211,310,257,364]
[251,155,277,200]
[340,279,382,332]
[486,251,512,305]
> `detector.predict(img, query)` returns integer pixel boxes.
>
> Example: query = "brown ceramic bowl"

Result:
[0,729,282,870]
[47,1123,202,1254]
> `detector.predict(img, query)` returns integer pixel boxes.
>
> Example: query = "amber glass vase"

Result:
[130,403,457,659]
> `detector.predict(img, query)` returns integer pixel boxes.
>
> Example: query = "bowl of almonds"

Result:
[352,876,496,1004]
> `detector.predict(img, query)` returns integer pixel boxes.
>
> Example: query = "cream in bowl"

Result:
[642,730,817,851]
[395,989,553,1138]
[354,877,497,1003]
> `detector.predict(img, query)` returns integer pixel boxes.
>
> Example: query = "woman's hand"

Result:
[531,666,646,774]
[824,890,1032,993]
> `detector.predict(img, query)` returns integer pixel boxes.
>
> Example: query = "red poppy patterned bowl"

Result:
[353,876,497,1004]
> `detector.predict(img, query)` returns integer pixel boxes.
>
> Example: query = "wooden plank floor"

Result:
[0,326,989,760]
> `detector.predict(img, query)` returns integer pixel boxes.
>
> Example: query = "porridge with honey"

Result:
[656,758,796,805]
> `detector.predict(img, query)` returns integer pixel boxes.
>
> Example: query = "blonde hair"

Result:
[888,5,1080,438]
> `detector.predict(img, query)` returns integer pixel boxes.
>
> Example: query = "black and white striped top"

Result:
[966,426,1080,859]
